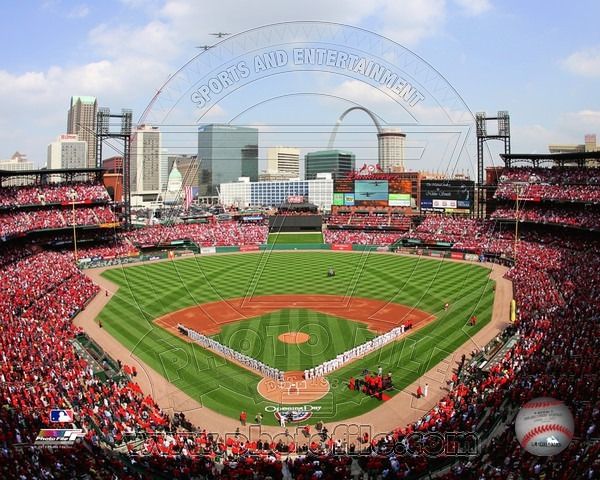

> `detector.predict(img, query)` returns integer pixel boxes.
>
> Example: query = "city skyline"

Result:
[1,1,599,173]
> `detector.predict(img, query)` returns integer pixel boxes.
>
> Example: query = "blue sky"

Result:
[1,0,599,173]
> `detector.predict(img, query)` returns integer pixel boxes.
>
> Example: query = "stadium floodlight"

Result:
[498,111,510,137]
[475,112,487,137]
[98,107,110,135]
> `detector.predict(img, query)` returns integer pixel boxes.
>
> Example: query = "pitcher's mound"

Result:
[257,371,330,404]
[278,332,310,344]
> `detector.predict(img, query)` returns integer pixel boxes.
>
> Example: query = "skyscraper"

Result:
[198,125,259,197]
[305,150,355,180]
[47,134,87,170]
[266,147,300,178]
[67,96,97,168]
[130,124,162,194]
[378,128,406,172]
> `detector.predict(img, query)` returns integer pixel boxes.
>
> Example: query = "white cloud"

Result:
[157,0,446,47]
[511,124,556,154]
[0,0,456,163]
[562,46,600,78]
[376,0,447,46]
[561,110,600,132]
[88,21,180,60]
[452,0,491,16]
[512,111,600,155]
[331,80,393,106]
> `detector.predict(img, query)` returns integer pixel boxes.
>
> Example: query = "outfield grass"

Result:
[98,252,495,425]
[267,232,323,244]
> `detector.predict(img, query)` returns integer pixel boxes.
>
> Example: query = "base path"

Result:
[79,255,512,436]
[155,294,433,336]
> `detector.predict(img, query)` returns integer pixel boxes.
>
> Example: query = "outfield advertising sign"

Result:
[388,193,411,207]
[331,244,353,251]
[332,193,344,206]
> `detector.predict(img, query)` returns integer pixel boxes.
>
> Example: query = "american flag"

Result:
[183,186,194,211]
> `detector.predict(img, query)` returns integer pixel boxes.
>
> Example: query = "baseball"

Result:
[514,397,574,456]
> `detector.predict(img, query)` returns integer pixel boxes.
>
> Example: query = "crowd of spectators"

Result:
[491,205,600,230]
[0,173,599,478]
[321,216,599,478]
[498,167,600,185]
[0,205,117,238]
[324,229,404,245]
[124,221,268,247]
[0,181,116,240]
[74,238,139,260]
[494,167,600,203]
[0,182,110,208]
[495,182,600,203]
[0,250,178,479]
[413,215,487,243]
[328,211,411,230]
[0,226,597,478]
[436,235,599,479]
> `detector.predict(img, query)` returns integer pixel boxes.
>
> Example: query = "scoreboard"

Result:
[333,176,413,207]
[420,180,474,213]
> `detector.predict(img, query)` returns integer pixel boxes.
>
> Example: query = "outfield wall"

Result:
[78,243,501,270]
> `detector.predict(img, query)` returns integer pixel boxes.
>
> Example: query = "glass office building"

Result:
[198,124,259,196]
[305,149,355,180]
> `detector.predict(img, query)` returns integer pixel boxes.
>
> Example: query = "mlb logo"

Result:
[50,409,74,423]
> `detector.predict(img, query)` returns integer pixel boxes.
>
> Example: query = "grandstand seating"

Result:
[494,167,600,203]
[124,221,268,247]
[0,205,118,238]
[324,229,404,245]
[0,182,110,208]
[0,181,117,239]
[0,170,598,479]
[491,205,600,230]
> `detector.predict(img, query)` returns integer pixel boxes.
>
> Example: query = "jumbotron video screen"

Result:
[333,177,412,207]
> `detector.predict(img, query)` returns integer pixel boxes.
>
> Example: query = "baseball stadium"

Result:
[1,20,599,480]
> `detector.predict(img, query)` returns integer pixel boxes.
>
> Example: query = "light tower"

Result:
[96,108,133,227]
[476,111,511,217]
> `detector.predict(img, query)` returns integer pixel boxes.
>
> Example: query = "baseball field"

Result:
[97,251,495,426]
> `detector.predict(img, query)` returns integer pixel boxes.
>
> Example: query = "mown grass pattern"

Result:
[267,232,324,244]
[99,252,495,425]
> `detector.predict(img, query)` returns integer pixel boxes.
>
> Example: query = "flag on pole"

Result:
[184,186,193,211]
